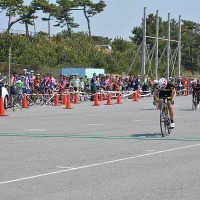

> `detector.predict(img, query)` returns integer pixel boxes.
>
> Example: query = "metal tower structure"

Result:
[127,7,182,80]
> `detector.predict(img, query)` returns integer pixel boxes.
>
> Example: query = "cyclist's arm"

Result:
[193,86,200,90]
[153,88,159,100]
[171,88,176,101]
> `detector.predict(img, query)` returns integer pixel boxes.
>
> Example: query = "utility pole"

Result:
[155,10,159,80]
[141,7,146,77]
[167,13,171,80]
[8,47,12,85]
[178,15,181,77]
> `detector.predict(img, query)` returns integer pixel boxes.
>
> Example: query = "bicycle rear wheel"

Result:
[160,109,167,137]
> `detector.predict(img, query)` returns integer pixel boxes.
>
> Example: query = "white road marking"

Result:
[87,124,104,126]
[56,166,72,169]
[26,129,46,132]
[0,143,200,185]
[145,150,157,152]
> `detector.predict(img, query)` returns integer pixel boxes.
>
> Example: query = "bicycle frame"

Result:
[192,90,199,110]
[160,97,171,137]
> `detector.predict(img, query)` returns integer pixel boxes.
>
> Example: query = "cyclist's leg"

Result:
[157,99,162,110]
[157,90,164,110]
[10,94,14,107]
[167,101,174,121]
[167,89,175,128]
[167,100,174,128]
[192,90,195,100]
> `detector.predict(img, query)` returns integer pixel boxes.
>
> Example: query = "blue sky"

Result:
[1,0,200,40]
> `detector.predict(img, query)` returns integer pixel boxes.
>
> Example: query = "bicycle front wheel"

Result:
[17,93,23,106]
[194,95,198,110]
[167,114,172,134]
[192,100,196,110]
[160,109,167,137]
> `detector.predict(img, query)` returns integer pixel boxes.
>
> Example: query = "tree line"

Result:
[0,0,200,77]
[0,0,106,38]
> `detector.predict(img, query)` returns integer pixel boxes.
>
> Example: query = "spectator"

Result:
[79,77,85,92]
[142,75,148,92]
[29,70,35,88]
[22,69,27,76]
[25,71,31,91]
[90,73,97,101]
[33,73,41,92]
[10,71,19,85]
[83,75,90,91]
[46,73,56,91]
[70,74,80,92]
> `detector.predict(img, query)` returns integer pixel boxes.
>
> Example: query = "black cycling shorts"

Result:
[159,90,172,99]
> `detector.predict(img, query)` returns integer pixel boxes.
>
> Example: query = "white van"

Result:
[0,83,9,109]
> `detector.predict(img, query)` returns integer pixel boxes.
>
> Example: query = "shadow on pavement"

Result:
[130,132,162,138]
[140,108,157,111]
[178,108,193,111]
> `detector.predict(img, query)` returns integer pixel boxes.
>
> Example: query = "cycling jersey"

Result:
[192,83,200,99]
[159,82,175,99]
[34,78,41,88]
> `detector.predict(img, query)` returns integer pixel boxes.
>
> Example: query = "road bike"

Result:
[8,87,23,111]
[192,90,199,110]
[160,97,172,137]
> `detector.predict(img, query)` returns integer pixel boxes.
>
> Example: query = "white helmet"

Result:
[192,79,197,85]
[158,78,167,90]
[16,80,22,84]
[153,80,158,85]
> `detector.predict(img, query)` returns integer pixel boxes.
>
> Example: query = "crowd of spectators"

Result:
[0,68,196,100]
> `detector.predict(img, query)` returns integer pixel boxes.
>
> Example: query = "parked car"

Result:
[0,83,9,109]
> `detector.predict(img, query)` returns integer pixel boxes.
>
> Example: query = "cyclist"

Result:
[9,71,20,107]
[191,79,200,107]
[46,73,56,93]
[153,78,176,129]
[33,74,41,93]
[152,79,159,107]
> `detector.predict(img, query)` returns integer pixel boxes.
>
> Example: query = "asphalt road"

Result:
[0,94,200,200]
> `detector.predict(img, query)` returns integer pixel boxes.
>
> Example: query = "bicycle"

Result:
[192,90,199,110]
[160,97,172,137]
[8,88,23,111]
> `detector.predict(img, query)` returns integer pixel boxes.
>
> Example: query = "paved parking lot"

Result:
[1,95,200,200]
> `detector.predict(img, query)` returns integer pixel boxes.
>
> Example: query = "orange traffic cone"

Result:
[116,92,122,104]
[93,93,99,106]
[105,93,112,105]
[62,94,67,105]
[133,91,138,102]
[74,92,79,104]
[22,93,28,108]
[0,96,8,116]
[54,93,61,106]
[64,94,72,109]
[99,92,104,101]
[184,88,188,96]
